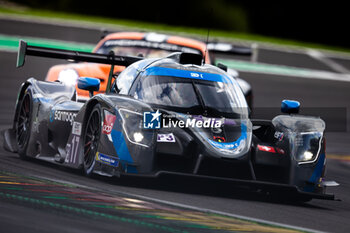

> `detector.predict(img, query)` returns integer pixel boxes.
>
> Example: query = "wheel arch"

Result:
[84,98,100,122]
[12,80,33,130]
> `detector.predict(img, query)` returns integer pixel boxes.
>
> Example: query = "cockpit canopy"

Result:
[114,57,249,118]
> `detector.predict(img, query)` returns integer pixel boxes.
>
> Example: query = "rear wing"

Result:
[16,40,143,93]
[17,40,142,68]
[207,42,258,62]
[99,30,258,62]
[207,43,252,55]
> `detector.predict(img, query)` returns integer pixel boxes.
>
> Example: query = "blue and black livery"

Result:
[3,40,337,202]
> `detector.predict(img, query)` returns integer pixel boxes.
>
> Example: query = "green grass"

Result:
[1,6,350,54]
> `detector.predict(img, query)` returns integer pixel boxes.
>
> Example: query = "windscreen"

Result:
[96,40,202,58]
[132,67,248,117]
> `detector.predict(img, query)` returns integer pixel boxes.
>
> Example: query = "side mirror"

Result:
[217,62,228,72]
[77,77,100,97]
[281,100,300,114]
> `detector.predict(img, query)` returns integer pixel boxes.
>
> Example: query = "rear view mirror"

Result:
[78,77,100,97]
[281,100,300,114]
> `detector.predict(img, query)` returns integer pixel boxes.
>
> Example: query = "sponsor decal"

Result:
[190,72,204,78]
[103,113,116,135]
[274,131,284,141]
[72,122,82,136]
[143,110,222,129]
[143,110,161,129]
[95,152,119,167]
[65,135,80,165]
[157,133,176,142]
[162,117,221,129]
[257,145,276,153]
[50,110,77,125]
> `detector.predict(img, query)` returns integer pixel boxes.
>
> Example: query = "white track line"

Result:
[219,59,350,82]
[307,49,350,73]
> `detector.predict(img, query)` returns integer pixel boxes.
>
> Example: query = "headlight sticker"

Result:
[157,133,176,142]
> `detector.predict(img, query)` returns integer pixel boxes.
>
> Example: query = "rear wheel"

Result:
[15,92,32,160]
[82,104,101,176]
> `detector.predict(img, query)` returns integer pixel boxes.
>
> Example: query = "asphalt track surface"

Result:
[0,18,350,233]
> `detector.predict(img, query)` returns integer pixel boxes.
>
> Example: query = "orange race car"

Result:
[46,31,253,107]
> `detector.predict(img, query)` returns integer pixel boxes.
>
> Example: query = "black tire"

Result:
[15,92,32,160]
[82,104,101,176]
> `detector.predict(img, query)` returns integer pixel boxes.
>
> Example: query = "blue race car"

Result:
[4,40,337,202]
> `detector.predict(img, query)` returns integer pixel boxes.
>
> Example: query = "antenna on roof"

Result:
[203,28,210,65]
[203,8,213,65]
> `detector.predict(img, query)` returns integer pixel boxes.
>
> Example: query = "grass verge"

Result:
[0,6,349,54]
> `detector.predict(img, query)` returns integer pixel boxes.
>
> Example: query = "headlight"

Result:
[58,69,79,86]
[118,108,154,147]
[295,132,323,164]
[133,132,144,142]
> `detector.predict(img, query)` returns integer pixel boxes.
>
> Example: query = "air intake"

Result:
[179,53,203,65]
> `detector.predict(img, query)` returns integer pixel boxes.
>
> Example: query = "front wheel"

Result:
[82,104,101,176]
[15,92,33,160]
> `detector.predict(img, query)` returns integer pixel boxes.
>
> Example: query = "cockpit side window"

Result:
[116,59,150,94]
